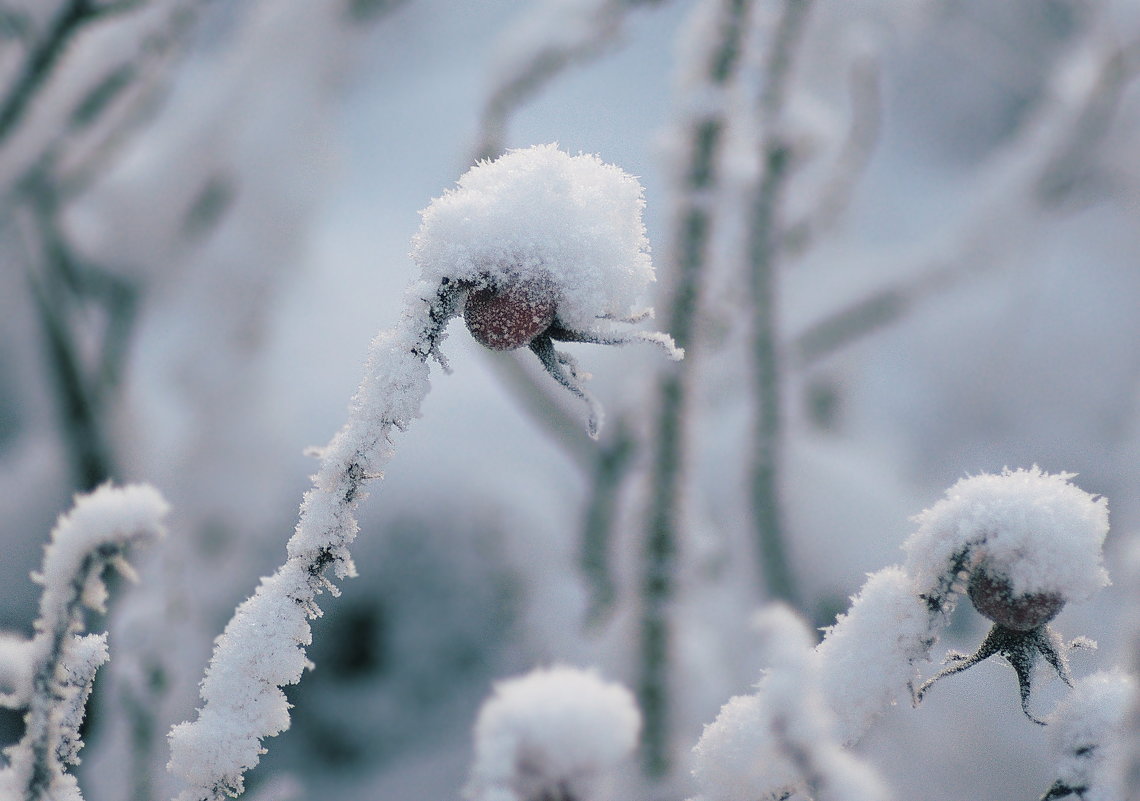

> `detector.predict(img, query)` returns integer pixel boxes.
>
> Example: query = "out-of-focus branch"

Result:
[0,0,143,148]
[782,52,880,257]
[18,172,139,490]
[745,0,813,608]
[790,30,1140,369]
[472,0,667,163]
[639,0,752,778]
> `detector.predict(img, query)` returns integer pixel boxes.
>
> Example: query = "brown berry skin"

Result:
[464,275,558,351]
[967,567,1065,631]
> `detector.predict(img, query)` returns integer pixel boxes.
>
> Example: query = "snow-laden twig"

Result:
[692,605,889,801]
[1040,670,1136,801]
[165,278,457,801]
[168,144,673,800]
[465,666,641,801]
[0,482,168,801]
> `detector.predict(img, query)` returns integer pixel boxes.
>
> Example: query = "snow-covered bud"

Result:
[465,666,641,801]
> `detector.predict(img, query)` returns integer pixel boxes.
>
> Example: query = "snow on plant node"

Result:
[412,143,682,437]
[465,665,641,801]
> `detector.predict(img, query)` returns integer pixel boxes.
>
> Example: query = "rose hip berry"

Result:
[967,567,1066,632]
[464,275,558,351]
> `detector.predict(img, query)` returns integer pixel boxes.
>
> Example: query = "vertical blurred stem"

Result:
[640,0,751,778]
[746,0,813,606]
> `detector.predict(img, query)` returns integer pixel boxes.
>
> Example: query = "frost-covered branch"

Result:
[168,145,675,801]
[465,666,641,801]
[165,279,457,801]
[0,483,168,801]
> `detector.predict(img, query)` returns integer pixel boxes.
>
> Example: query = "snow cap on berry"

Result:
[904,467,1109,602]
[411,144,655,331]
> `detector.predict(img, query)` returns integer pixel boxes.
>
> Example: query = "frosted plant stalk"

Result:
[465,666,641,801]
[0,483,169,801]
[168,144,676,800]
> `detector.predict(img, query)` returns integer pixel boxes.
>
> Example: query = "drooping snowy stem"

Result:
[0,483,169,801]
[166,279,459,801]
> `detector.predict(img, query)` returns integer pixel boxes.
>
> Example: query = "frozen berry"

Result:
[464,275,558,351]
[967,567,1065,632]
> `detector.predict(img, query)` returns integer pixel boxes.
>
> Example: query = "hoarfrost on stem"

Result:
[465,665,641,801]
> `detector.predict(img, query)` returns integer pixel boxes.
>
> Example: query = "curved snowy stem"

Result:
[0,483,168,801]
[639,0,753,776]
[166,280,459,801]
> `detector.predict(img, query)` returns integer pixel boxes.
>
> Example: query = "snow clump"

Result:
[411,143,656,332]
[465,665,641,801]
[904,466,1109,601]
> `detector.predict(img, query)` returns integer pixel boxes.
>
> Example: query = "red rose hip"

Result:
[967,567,1065,631]
[464,275,558,351]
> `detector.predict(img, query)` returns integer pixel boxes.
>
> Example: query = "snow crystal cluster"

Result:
[411,143,656,332]
[465,666,641,801]
[692,606,888,801]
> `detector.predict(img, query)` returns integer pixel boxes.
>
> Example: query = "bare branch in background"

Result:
[472,0,667,163]
[640,0,753,777]
[744,0,814,608]
[782,51,881,257]
[788,26,1140,369]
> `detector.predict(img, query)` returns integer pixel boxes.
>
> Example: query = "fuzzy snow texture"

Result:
[814,567,935,746]
[411,144,655,332]
[692,606,889,801]
[904,467,1109,601]
[1048,669,1136,801]
[465,666,641,801]
[168,310,439,801]
[36,483,170,621]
